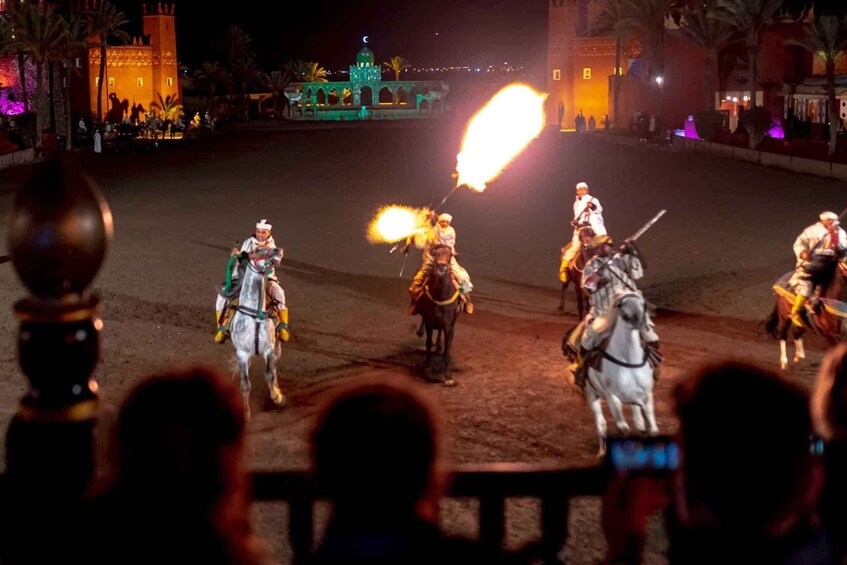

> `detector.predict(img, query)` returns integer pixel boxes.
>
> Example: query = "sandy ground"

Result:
[0,120,842,563]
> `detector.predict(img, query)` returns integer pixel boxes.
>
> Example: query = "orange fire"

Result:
[456,84,547,192]
[367,205,429,244]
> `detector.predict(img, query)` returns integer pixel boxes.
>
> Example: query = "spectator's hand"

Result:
[602,473,672,565]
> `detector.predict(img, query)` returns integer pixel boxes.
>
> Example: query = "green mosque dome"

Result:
[356,46,375,66]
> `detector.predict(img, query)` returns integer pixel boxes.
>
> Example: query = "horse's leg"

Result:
[643,392,659,435]
[443,326,455,387]
[605,392,630,434]
[436,328,443,354]
[586,387,607,458]
[575,280,584,320]
[794,328,806,364]
[779,339,789,370]
[416,318,425,338]
[264,341,285,408]
[557,282,568,313]
[631,403,646,434]
[236,349,252,420]
[425,325,433,369]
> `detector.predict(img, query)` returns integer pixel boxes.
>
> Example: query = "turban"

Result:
[256,219,273,230]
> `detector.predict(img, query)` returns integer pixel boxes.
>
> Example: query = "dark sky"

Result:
[114,0,549,71]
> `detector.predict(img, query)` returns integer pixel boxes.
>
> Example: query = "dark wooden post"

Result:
[2,153,112,563]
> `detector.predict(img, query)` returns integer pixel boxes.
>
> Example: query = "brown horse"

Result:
[765,256,847,370]
[557,226,596,319]
[416,245,461,386]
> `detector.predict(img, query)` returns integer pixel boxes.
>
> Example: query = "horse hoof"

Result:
[416,328,424,338]
[596,448,606,459]
[555,306,565,316]
[443,378,456,387]
[272,391,286,407]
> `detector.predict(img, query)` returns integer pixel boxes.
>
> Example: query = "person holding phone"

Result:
[603,362,831,564]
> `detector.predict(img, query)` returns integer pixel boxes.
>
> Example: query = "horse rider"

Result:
[408,211,474,315]
[565,234,659,388]
[788,211,847,327]
[560,181,607,283]
[215,219,290,344]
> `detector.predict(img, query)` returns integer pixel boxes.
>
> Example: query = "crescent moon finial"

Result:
[363,35,368,44]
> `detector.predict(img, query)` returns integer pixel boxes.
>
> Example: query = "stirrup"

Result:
[214,328,228,343]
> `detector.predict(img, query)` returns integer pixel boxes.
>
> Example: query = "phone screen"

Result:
[607,435,680,472]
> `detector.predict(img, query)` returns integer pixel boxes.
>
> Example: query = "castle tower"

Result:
[143,2,179,103]
[547,0,582,127]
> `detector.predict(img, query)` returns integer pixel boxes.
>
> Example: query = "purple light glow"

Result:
[684,115,699,139]
[767,117,784,139]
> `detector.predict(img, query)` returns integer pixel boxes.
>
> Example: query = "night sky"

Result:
[112,0,549,71]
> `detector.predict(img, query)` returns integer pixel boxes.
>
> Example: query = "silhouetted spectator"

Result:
[309,379,516,564]
[813,344,847,561]
[603,362,831,564]
[83,367,267,565]
[589,115,596,132]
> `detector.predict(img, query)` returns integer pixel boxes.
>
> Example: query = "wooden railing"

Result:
[251,463,611,565]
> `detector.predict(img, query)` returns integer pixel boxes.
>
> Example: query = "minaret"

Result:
[143,2,180,101]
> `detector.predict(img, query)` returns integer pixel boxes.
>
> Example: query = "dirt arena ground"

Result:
[0,120,842,563]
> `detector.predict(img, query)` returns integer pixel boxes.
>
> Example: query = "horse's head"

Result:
[431,244,453,277]
[578,226,596,247]
[251,247,282,274]
[614,291,646,329]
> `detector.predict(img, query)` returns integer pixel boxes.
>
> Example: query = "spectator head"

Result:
[311,379,446,520]
[813,344,847,442]
[673,362,821,535]
[114,366,247,511]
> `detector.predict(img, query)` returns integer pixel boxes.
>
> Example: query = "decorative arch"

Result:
[431,98,443,114]
[360,86,373,106]
[342,87,353,105]
[378,87,393,104]
[395,86,408,105]
[419,99,430,115]
[409,86,421,102]
[328,88,340,105]
[316,89,326,106]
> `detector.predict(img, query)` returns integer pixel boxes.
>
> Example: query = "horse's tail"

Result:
[763,302,780,339]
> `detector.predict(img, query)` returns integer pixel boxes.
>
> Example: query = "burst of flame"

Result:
[367,205,429,243]
[456,84,547,192]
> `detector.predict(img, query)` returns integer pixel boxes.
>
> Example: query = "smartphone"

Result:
[606,435,680,473]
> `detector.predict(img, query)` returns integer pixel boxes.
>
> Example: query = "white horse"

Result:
[585,290,658,457]
[229,249,286,419]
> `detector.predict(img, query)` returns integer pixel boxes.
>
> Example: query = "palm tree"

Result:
[383,56,411,81]
[194,61,227,111]
[285,59,310,82]
[592,0,630,128]
[6,1,69,155]
[716,0,784,119]
[54,13,88,150]
[263,70,290,114]
[619,0,679,83]
[303,61,328,83]
[220,26,255,120]
[786,15,847,157]
[153,92,182,122]
[87,0,130,125]
[680,2,736,110]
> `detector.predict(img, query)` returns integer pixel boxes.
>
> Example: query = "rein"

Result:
[425,285,460,306]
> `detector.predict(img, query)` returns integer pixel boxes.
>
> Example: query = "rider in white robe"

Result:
[788,211,847,326]
[568,235,658,387]
[215,219,289,343]
[408,211,474,314]
[560,182,607,282]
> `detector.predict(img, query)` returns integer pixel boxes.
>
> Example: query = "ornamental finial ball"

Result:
[8,153,113,300]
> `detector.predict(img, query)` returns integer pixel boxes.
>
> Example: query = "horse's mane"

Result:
[219,253,249,299]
